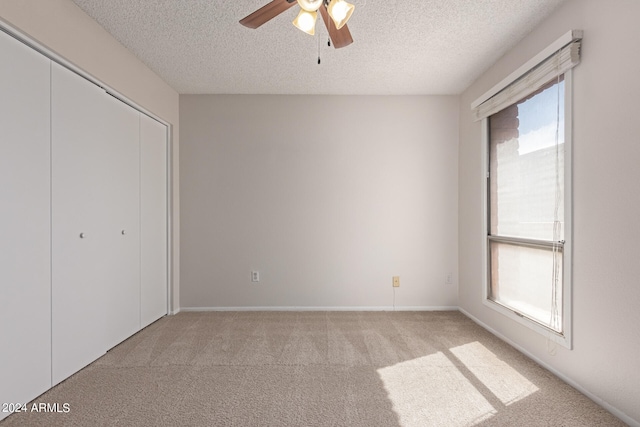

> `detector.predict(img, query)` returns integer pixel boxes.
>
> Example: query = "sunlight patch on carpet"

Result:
[449,341,539,406]
[377,352,496,427]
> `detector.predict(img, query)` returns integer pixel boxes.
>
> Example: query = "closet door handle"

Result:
[79,232,86,239]
[121,230,126,235]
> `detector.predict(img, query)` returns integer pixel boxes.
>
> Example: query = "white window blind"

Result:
[487,77,566,334]
[476,31,582,346]
[473,39,581,122]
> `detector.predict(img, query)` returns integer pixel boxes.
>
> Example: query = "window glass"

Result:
[490,241,562,329]
[488,77,565,333]
[489,78,564,241]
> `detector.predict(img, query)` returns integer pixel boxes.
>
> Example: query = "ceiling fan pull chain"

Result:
[317,29,321,64]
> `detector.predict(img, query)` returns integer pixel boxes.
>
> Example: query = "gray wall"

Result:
[458,0,640,424]
[180,95,459,309]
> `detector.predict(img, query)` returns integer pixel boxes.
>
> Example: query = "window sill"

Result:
[482,298,572,349]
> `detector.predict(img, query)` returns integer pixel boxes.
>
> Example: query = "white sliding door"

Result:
[0,30,51,419]
[140,114,168,328]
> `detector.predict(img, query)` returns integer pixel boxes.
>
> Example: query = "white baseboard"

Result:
[458,307,639,427]
[180,306,459,312]
[392,306,459,311]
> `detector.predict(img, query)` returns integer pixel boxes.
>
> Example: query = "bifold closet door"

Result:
[140,114,168,328]
[51,62,140,384]
[52,62,110,384]
[0,30,51,418]
[101,94,141,350]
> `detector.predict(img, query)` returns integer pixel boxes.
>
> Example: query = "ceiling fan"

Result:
[240,0,355,49]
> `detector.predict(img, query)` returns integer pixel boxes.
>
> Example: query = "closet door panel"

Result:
[140,114,168,327]
[0,30,51,418]
[51,62,111,385]
[101,94,140,349]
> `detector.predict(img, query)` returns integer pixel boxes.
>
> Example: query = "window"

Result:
[488,78,565,333]
[471,31,582,348]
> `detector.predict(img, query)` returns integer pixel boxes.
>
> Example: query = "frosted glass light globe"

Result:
[297,0,324,12]
[328,0,355,29]
[293,9,317,35]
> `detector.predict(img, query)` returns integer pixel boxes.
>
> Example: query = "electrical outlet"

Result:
[251,271,260,282]
[446,273,453,284]
[393,276,400,287]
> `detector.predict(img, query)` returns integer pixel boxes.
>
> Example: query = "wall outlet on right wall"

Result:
[446,273,453,285]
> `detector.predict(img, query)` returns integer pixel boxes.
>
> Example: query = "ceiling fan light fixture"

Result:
[296,0,324,12]
[327,0,355,29]
[293,9,317,35]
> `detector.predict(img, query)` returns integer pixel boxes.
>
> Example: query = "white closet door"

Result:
[51,62,112,384]
[52,63,142,384]
[0,30,51,419]
[101,94,140,349]
[140,114,168,328]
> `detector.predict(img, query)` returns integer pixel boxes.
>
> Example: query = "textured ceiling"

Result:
[70,0,567,95]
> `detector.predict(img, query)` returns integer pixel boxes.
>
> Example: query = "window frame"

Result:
[480,70,573,349]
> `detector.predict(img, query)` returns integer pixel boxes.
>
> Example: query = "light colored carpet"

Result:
[1,311,626,426]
